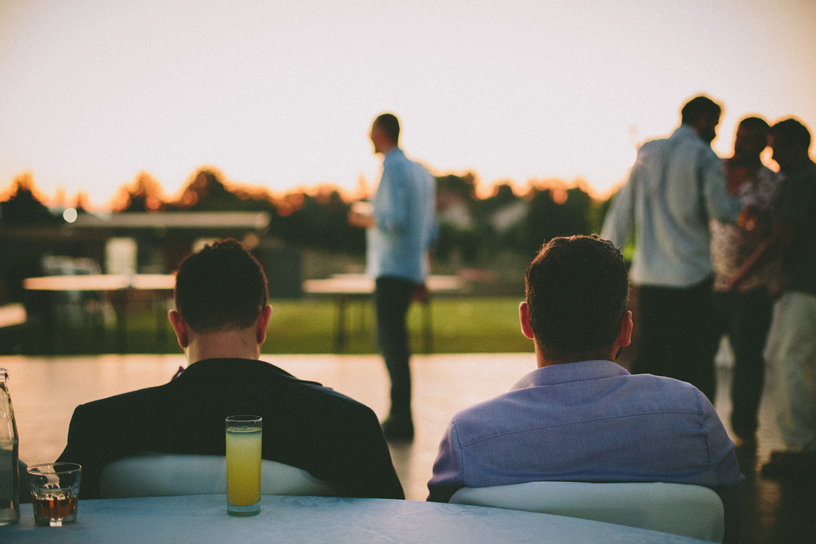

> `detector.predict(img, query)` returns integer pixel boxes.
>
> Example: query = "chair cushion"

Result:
[450,481,724,543]
[99,453,334,498]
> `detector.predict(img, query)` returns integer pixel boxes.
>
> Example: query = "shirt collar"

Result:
[510,359,629,391]
[672,124,701,142]
[382,147,404,164]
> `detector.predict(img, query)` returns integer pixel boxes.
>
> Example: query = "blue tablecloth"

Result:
[4,494,713,543]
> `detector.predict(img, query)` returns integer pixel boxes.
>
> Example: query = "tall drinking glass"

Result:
[225,415,262,516]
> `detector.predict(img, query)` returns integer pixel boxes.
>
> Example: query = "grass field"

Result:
[8,296,533,355]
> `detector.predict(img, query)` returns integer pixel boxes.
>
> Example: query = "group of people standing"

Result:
[602,95,816,478]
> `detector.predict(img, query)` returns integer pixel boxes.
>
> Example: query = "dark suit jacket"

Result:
[57,358,404,500]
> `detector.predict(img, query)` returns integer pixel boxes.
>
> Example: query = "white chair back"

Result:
[450,481,724,543]
[99,452,334,499]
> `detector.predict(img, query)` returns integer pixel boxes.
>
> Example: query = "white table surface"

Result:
[302,274,462,295]
[4,495,713,543]
[22,274,176,291]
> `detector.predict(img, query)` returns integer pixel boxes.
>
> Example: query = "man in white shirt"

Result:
[601,95,741,401]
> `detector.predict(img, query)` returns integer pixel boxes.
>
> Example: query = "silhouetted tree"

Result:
[113,172,166,212]
[524,185,593,254]
[436,172,477,199]
[174,169,245,211]
[272,190,364,254]
[0,173,60,226]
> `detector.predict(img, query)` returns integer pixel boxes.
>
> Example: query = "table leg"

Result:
[155,294,168,348]
[112,290,128,354]
[334,294,348,353]
[422,298,433,354]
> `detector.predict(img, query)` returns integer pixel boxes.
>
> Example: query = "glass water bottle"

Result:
[0,369,20,525]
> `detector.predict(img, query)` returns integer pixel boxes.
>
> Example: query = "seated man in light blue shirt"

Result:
[428,235,744,544]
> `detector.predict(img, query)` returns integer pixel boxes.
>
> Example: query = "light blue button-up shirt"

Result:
[428,360,744,541]
[367,148,437,283]
[602,125,741,287]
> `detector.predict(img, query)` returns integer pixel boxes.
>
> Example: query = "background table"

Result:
[4,494,713,543]
[23,274,175,353]
[302,274,463,352]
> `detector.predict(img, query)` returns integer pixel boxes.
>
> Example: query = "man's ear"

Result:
[618,311,633,348]
[168,310,189,348]
[519,301,535,340]
[256,304,273,344]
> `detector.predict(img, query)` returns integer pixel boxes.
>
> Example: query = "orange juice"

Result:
[226,427,262,506]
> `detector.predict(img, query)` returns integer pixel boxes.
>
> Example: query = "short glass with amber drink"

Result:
[226,415,262,516]
[27,463,81,526]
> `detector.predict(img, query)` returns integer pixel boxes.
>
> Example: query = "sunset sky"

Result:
[1,0,815,209]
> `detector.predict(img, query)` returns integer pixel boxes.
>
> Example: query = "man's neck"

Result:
[185,329,262,365]
[379,142,398,156]
[536,349,616,368]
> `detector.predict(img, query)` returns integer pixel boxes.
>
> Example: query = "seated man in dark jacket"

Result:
[58,238,403,500]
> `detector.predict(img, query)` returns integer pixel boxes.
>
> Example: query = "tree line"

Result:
[1,168,612,265]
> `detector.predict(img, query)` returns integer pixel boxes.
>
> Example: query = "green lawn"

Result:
[265,297,532,354]
[12,297,533,355]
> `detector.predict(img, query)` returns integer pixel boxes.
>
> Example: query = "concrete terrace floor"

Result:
[1,353,814,543]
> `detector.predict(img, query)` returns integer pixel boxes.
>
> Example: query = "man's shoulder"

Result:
[637,137,667,156]
[202,358,372,406]
[449,369,708,438]
[780,162,816,198]
[67,380,171,430]
[71,358,372,419]
[790,161,816,183]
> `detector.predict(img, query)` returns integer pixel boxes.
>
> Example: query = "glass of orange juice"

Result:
[225,415,262,516]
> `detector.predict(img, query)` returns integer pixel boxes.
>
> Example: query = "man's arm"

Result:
[701,149,741,224]
[427,420,466,502]
[601,161,638,247]
[726,219,794,291]
[374,163,410,233]
[729,172,808,290]
[303,402,404,500]
[345,412,405,500]
[56,404,108,499]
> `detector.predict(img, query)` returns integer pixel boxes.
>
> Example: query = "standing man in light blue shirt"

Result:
[349,112,437,441]
[602,95,741,401]
[427,235,743,543]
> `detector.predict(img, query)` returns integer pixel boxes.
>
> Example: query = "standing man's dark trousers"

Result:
[633,276,720,402]
[712,286,774,441]
[375,276,417,440]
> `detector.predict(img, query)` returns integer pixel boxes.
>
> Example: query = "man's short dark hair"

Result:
[739,116,769,135]
[374,113,400,145]
[771,118,812,151]
[174,238,268,332]
[681,96,722,125]
[525,235,630,361]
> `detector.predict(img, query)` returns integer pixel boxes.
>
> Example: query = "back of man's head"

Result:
[681,95,722,125]
[374,113,400,145]
[174,238,268,333]
[771,118,812,152]
[738,116,769,134]
[525,235,629,361]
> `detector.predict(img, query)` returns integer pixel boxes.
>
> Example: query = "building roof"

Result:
[68,212,271,230]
